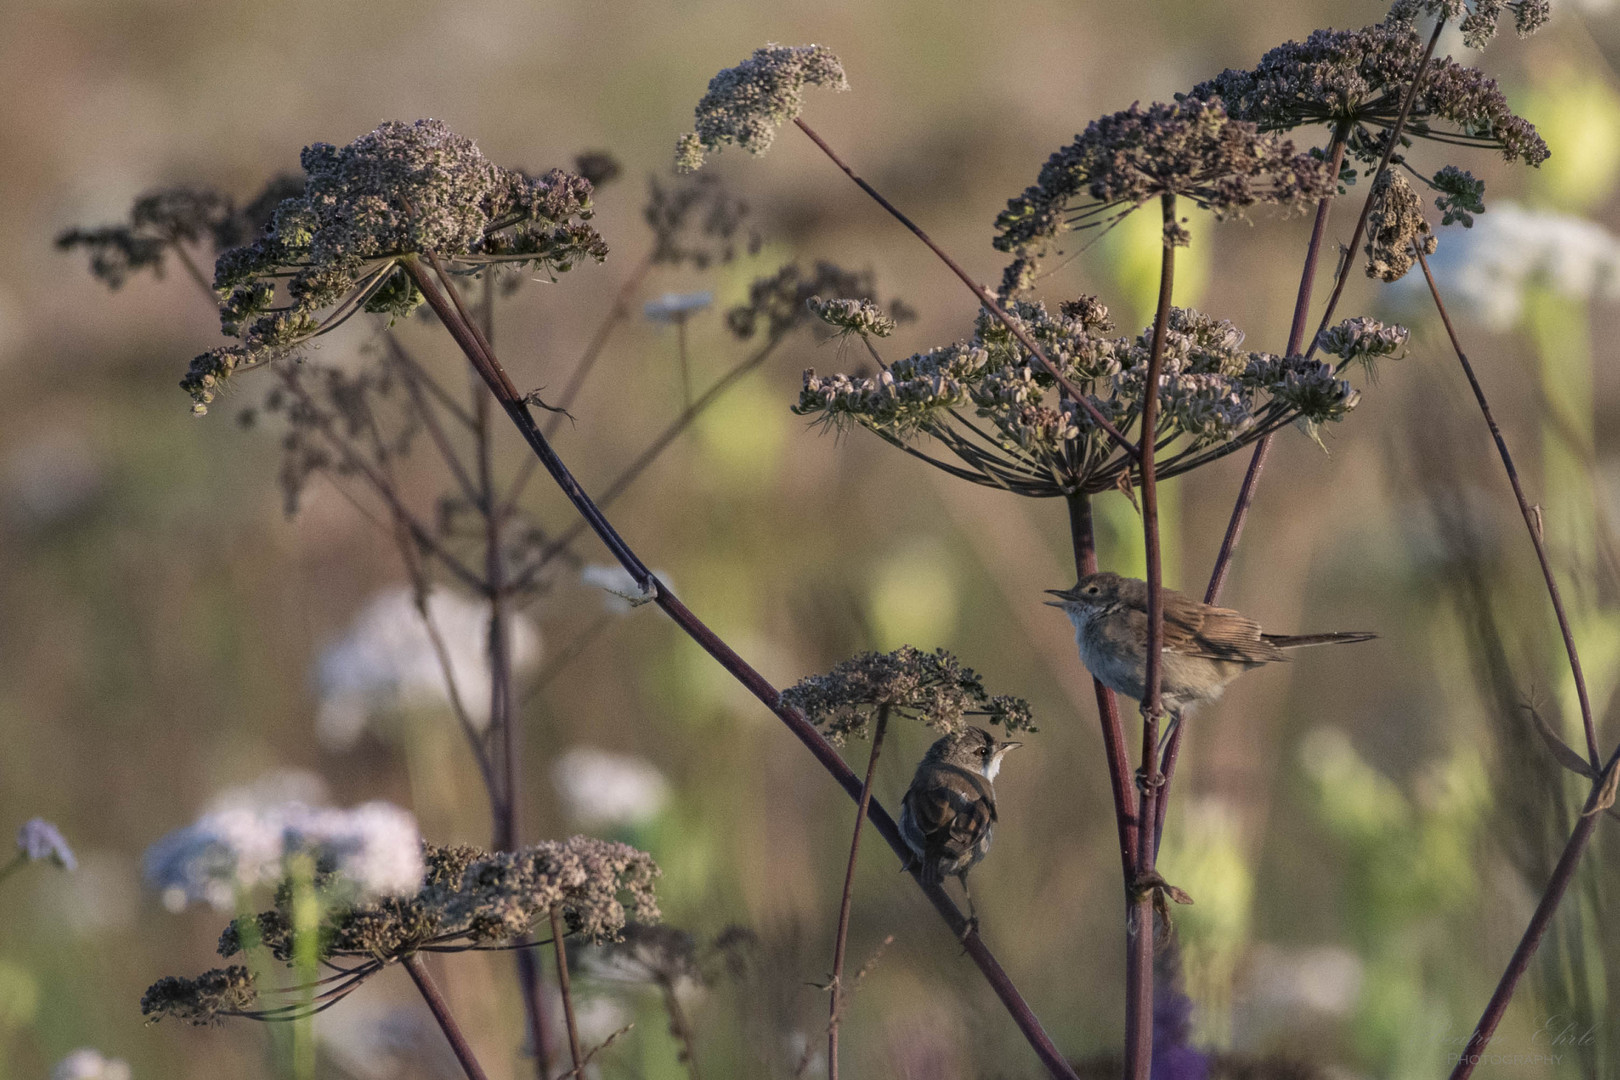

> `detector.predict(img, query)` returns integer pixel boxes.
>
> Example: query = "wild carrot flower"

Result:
[552,748,671,828]
[1386,0,1551,49]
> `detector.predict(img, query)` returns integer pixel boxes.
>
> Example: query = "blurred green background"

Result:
[2,0,1620,1077]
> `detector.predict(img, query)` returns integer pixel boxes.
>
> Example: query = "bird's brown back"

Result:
[902,761,996,870]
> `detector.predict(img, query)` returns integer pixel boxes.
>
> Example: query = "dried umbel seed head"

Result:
[807,297,898,339]
[1184,24,1549,172]
[140,966,258,1026]
[780,646,1037,745]
[187,119,606,413]
[644,173,760,270]
[1386,0,1551,49]
[675,44,848,172]
[794,298,1396,498]
[994,97,1332,293]
[1431,166,1487,228]
[446,837,661,944]
[1364,171,1436,282]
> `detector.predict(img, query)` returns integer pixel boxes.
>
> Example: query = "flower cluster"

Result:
[994,97,1332,292]
[1363,171,1436,282]
[675,44,848,172]
[645,173,761,269]
[807,297,898,339]
[794,297,1400,497]
[144,837,661,1025]
[779,646,1037,745]
[1386,0,1551,50]
[143,791,424,910]
[186,119,607,413]
[578,922,757,990]
[16,817,76,870]
[56,177,302,289]
[1184,24,1549,172]
[552,747,671,828]
[50,1049,133,1080]
[725,261,874,341]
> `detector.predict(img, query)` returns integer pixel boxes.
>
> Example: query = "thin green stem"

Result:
[828,706,890,1080]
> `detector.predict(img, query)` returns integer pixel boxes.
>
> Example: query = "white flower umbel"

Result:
[51,1049,132,1080]
[1413,203,1620,331]
[644,291,714,323]
[552,747,670,828]
[143,778,423,911]
[315,586,541,749]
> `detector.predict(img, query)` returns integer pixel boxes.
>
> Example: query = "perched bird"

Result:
[1045,571,1374,736]
[899,726,1022,938]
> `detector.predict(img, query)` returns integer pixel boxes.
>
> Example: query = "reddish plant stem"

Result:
[1124,194,1177,1080]
[1416,249,1601,766]
[549,906,586,1077]
[1446,746,1618,1080]
[828,705,890,1080]
[791,117,1139,460]
[403,953,493,1080]
[397,256,1080,1080]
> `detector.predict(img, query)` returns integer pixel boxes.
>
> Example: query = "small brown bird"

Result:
[1045,572,1374,734]
[899,727,1022,938]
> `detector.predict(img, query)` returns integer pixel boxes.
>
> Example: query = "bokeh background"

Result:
[3,0,1620,1077]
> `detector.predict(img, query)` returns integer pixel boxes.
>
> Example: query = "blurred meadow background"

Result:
[3,0,1620,1077]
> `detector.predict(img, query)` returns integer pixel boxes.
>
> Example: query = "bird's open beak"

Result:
[1001,741,1023,752]
[1043,588,1074,607]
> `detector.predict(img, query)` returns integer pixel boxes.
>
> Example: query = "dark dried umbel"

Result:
[645,173,761,270]
[56,176,301,289]
[780,646,1037,745]
[675,44,848,172]
[794,297,1404,497]
[1387,0,1551,50]
[1363,170,1437,282]
[578,922,757,989]
[147,839,660,1025]
[140,965,258,1026]
[993,97,1333,293]
[1184,23,1549,174]
[807,297,898,340]
[725,261,876,341]
[187,118,608,413]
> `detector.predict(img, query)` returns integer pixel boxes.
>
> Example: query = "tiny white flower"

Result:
[552,747,670,828]
[643,291,714,323]
[315,586,541,750]
[51,1049,131,1080]
[143,776,423,911]
[580,564,665,613]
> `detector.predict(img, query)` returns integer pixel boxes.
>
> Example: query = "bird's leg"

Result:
[958,873,979,943]
[1156,710,1182,757]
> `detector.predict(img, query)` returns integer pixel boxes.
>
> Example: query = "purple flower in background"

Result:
[1153,964,1210,1080]
[17,817,77,870]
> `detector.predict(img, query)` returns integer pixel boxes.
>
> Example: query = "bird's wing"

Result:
[902,764,995,865]
[1161,593,1286,664]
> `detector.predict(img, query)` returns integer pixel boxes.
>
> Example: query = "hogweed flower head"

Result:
[1185,23,1548,176]
[1364,170,1436,281]
[994,97,1332,293]
[444,837,661,944]
[780,645,1037,745]
[186,119,607,413]
[17,817,76,870]
[1386,0,1551,48]
[675,44,848,172]
[794,297,1399,497]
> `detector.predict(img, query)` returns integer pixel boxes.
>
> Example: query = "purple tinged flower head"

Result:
[17,817,76,870]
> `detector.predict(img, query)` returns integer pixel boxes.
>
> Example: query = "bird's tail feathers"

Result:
[1262,631,1376,649]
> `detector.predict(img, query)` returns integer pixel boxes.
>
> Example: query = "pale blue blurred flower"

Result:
[17,818,76,870]
[643,291,713,323]
[50,1049,131,1080]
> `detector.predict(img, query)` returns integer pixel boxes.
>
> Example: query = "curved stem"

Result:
[1125,193,1177,1080]
[791,117,1139,461]
[403,953,493,1080]
[1416,249,1601,766]
[828,705,890,1080]
[660,978,703,1080]
[398,256,1080,1080]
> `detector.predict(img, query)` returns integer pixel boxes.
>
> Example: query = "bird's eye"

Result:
[1084,585,1100,595]
[979,746,990,757]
